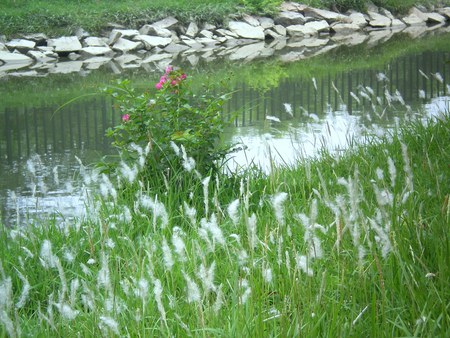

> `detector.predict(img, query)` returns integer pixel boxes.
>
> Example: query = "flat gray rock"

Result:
[108,30,122,45]
[229,42,265,60]
[286,25,318,37]
[47,36,82,53]
[349,12,368,27]
[402,13,426,26]
[258,17,275,29]
[151,17,179,29]
[112,29,140,38]
[186,22,199,38]
[304,7,351,23]
[367,11,392,27]
[242,14,260,27]
[112,38,143,52]
[6,39,36,51]
[134,35,172,49]
[81,46,113,56]
[27,50,58,61]
[0,50,33,63]
[331,23,361,34]
[426,12,447,23]
[228,21,265,40]
[274,11,306,26]
[84,37,108,47]
[305,20,330,33]
[164,43,190,53]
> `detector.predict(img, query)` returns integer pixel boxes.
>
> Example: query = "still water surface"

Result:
[1,29,449,226]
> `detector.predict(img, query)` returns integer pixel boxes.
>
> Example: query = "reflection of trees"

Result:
[224,51,449,127]
[0,50,449,161]
[0,97,116,162]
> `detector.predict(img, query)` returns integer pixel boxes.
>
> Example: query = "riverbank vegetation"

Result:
[0,99,448,336]
[1,0,449,37]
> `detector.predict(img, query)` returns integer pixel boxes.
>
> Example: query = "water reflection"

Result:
[0,35,449,226]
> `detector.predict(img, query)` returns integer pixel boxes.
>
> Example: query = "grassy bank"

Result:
[1,0,449,37]
[0,107,448,336]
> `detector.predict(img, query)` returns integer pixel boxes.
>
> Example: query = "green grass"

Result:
[1,0,449,37]
[0,104,448,336]
[0,0,243,37]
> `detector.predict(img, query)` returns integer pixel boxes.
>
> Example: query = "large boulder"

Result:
[228,21,265,40]
[47,36,82,53]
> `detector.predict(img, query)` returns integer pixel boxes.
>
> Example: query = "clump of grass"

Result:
[1,98,448,336]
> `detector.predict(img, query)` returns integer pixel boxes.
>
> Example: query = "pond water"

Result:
[1,27,449,226]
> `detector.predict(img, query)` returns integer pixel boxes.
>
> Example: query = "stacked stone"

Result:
[1,3,449,75]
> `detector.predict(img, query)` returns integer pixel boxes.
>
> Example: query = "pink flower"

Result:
[122,114,130,122]
[181,73,187,80]
[155,82,163,90]
[171,79,178,86]
[165,66,173,74]
[160,75,167,83]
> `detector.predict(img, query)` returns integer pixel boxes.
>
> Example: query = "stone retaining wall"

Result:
[1,2,449,76]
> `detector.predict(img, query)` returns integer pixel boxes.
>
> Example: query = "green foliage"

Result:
[239,0,283,15]
[319,0,367,12]
[105,67,233,179]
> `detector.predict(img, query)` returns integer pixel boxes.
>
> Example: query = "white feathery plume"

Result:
[162,238,174,271]
[387,157,397,189]
[198,261,217,295]
[246,213,258,250]
[401,143,414,192]
[283,103,293,116]
[120,161,138,184]
[183,201,197,227]
[350,92,361,104]
[97,252,111,292]
[53,302,79,320]
[227,199,240,225]
[99,316,120,335]
[180,144,196,172]
[153,279,167,325]
[40,240,57,269]
[183,271,201,303]
[295,254,313,276]
[202,176,211,217]
[200,214,225,247]
[433,72,443,83]
[271,192,288,225]
[262,266,273,284]
[239,279,251,305]
[172,227,187,262]
[139,195,169,229]
[213,284,224,314]
[418,89,426,99]
[15,271,30,310]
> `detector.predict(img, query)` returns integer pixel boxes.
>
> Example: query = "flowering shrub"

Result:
[105,67,231,178]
